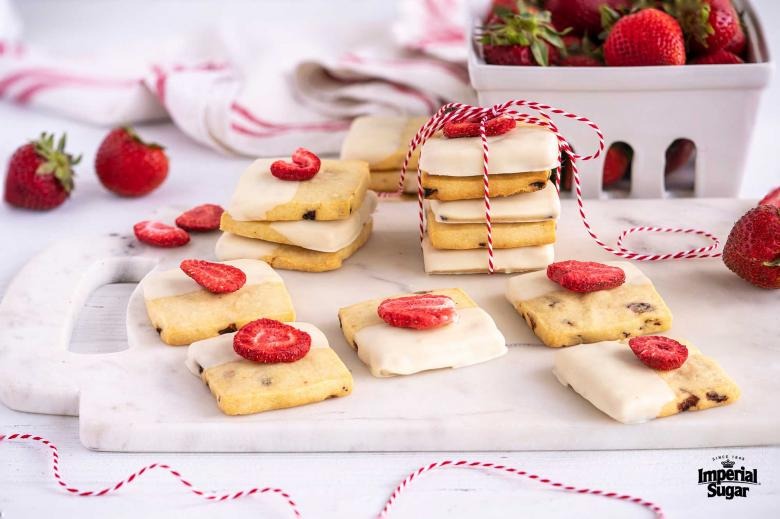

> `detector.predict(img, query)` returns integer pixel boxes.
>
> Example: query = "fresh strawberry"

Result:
[560,54,602,66]
[377,293,458,330]
[443,117,517,139]
[547,260,626,292]
[95,127,168,197]
[233,318,311,363]
[722,205,780,289]
[629,336,688,371]
[689,48,743,64]
[270,148,321,181]
[758,187,780,209]
[665,139,695,174]
[725,13,746,55]
[175,203,224,232]
[4,133,79,210]
[545,0,629,36]
[133,220,190,248]
[481,5,566,66]
[180,259,246,294]
[667,0,739,54]
[604,8,686,66]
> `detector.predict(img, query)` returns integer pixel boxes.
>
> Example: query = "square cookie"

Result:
[221,191,377,252]
[422,236,554,274]
[369,170,419,194]
[226,158,370,222]
[426,208,556,249]
[215,219,373,272]
[186,322,353,416]
[340,115,428,171]
[421,170,550,201]
[553,339,740,424]
[338,288,507,377]
[429,181,560,223]
[505,261,672,347]
[142,259,295,346]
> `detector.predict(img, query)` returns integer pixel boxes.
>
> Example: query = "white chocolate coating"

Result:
[264,191,377,252]
[429,182,560,223]
[422,237,554,274]
[354,307,507,377]
[553,341,676,424]
[340,116,415,167]
[141,259,282,300]
[505,261,652,303]
[215,232,277,261]
[419,124,559,176]
[227,159,300,221]
[185,322,329,376]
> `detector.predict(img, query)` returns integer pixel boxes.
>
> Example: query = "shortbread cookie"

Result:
[422,237,554,274]
[422,170,550,200]
[186,323,353,415]
[553,339,740,424]
[430,181,560,223]
[340,115,428,171]
[221,192,377,252]
[505,262,672,347]
[338,288,507,377]
[227,158,369,222]
[215,220,373,272]
[142,259,295,346]
[426,208,556,249]
[419,123,559,176]
[369,170,419,193]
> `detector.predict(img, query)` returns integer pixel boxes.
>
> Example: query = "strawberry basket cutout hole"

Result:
[664,138,696,196]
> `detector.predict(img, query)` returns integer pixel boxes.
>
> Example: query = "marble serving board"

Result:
[1,199,778,452]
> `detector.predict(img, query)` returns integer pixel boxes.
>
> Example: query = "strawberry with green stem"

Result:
[481,5,568,66]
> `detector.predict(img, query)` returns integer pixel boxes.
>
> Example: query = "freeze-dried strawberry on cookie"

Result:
[180,259,246,294]
[378,293,458,330]
[233,318,312,363]
[629,335,688,371]
[442,117,516,139]
[547,260,626,292]
[270,148,321,181]
[175,203,224,231]
[603,8,686,66]
[95,127,169,197]
[133,220,190,248]
[722,205,780,289]
[4,133,80,211]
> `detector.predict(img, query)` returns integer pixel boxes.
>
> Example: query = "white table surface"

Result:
[1,1,780,518]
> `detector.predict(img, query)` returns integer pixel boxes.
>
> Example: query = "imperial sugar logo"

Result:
[698,455,760,500]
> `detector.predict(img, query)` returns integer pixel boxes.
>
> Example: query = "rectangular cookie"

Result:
[340,115,428,171]
[186,322,353,416]
[429,181,560,223]
[418,123,559,177]
[338,288,507,377]
[369,169,419,194]
[505,261,672,347]
[426,208,556,249]
[215,219,373,272]
[422,236,554,274]
[227,158,369,221]
[421,170,550,201]
[553,339,740,424]
[142,259,295,346]
[221,191,377,252]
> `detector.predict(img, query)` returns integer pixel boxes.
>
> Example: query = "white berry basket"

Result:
[468,0,772,199]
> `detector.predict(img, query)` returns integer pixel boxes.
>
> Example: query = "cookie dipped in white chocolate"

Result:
[422,237,554,274]
[429,182,560,223]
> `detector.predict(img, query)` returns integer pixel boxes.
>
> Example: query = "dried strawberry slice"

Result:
[133,220,190,248]
[180,259,246,294]
[233,318,312,363]
[629,336,688,371]
[546,260,625,293]
[442,117,516,139]
[270,148,321,181]
[175,203,225,231]
[377,293,458,330]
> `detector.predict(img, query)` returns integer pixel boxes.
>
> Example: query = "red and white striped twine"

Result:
[2,433,665,518]
[378,459,665,518]
[395,100,722,272]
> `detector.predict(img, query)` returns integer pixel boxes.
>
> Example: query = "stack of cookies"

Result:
[419,121,561,274]
[340,115,428,194]
[216,150,376,272]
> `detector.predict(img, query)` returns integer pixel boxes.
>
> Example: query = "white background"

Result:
[1,1,779,518]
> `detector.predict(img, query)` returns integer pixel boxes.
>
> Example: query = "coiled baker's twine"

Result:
[393,100,721,273]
